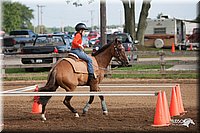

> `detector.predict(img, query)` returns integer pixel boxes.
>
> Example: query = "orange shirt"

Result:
[72,33,82,49]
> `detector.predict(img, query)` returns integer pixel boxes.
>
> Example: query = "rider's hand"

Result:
[79,44,84,50]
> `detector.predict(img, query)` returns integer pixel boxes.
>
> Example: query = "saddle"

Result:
[62,53,98,74]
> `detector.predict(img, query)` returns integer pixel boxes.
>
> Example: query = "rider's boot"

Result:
[87,73,96,85]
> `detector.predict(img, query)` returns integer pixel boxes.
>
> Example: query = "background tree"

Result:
[2,1,34,33]
[122,0,136,39]
[122,0,151,46]
[196,1,200,22]
[136,0,151,46]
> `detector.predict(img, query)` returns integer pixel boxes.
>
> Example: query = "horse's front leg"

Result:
[82,82,99,115]
[82,96,94,115]
[99,95,108,115]
[63,96,79,117]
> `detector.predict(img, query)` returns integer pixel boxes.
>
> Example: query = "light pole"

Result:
[37,5,40,33]
[120,9,123,27]
[40,5,45,34]
[100,0,106,46]
[37,5,45,34]
[89,10,95,30]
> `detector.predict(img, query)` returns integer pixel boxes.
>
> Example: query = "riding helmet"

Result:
[75,23,88,31]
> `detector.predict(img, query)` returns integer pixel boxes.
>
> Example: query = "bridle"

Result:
[114,43,126,63]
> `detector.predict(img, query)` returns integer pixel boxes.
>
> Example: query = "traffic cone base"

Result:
[32,102,42,114]
[180,111,187,116]
[152,123,170,127]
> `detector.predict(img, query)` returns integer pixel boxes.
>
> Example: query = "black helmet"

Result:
[75,23,88,31]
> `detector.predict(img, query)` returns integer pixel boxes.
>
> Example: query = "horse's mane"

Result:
[91,43,112,56]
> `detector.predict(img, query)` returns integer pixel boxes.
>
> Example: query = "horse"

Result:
[38,38,129,121]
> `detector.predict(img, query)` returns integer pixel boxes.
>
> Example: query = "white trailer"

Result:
[144,15,187,50]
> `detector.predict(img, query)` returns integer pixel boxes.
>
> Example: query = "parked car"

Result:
[21,34,70,66]
[0,31,5,53]
[87,31,100,41]
[82,36,89,48]
[54,32,72,50]
[88,38,99,47]
[92,33,138,66]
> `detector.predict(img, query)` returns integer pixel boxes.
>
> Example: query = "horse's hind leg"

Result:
[39,84,58,121]
[63,96,79,117]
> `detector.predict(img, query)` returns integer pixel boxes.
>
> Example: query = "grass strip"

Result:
[113,64,173,71]
[111,73,197,79]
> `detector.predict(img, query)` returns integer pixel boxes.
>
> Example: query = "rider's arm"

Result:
[72,33,83,49]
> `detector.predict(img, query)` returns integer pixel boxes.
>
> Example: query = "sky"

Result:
[10,0,199,28]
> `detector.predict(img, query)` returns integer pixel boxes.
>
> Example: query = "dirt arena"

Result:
[1,79,199,133]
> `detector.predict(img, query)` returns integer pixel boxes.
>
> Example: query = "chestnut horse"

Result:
[38,38,129,121]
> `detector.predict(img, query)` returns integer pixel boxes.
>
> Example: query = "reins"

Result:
[92,64,110,71]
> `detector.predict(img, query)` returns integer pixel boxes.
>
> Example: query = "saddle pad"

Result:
[63,56,98,74]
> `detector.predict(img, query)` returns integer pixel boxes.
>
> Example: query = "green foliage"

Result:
[2,1,34,33]
[4,76,48,81]
[64,26,75,32]
[114,64,173,71]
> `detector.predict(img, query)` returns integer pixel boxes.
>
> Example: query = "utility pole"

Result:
[37,5,40,33]
[37,5,45,34]
[100,0,106,46]
[89,10,95,30]
[40,5,45,34]
[120,10,123,27]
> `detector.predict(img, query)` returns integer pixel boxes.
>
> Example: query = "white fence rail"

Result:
[0,91,158,96]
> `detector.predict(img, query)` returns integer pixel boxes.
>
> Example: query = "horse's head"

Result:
[112,38,129,66]
[182,118,195,127]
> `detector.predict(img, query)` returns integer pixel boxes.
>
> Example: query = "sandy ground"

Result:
[1,79,199,133]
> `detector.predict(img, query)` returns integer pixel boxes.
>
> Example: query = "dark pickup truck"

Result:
[2,36,17,53]
[2,30,36,53]
[9,29,36,44]
[21,34,71,64]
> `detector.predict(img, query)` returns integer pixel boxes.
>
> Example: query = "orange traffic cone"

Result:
[32,85,42,114]
[162,91,171,125]
[175,84,187,115]
[169,87,180,117]
[152,91,169,127]
[189,43,193,50]
[171,43,175,53]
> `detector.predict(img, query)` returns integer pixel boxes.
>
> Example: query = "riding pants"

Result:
[70,48,94,74]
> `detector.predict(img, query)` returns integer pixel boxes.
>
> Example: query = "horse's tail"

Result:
[39,67,57,92]
[39,58,63,92]
[38,67,57,105]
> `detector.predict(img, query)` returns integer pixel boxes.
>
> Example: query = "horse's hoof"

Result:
[103,111,108,115]
[82,112,87,116]
[75,113,79,118]
[41,114,47,121]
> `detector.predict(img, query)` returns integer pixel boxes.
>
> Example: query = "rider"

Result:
[71,23,95,85]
